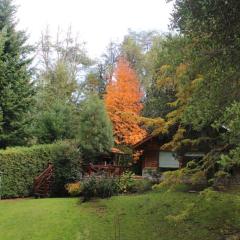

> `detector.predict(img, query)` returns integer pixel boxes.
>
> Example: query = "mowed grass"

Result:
[1,190,240,240]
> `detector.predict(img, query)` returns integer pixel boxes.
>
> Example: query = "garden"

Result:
[1,0,240,239]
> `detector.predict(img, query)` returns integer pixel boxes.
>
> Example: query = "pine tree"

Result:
[78,95,114,160]
[0,0,34,148]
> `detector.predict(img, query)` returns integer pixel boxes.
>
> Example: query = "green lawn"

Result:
[0,190,240,240]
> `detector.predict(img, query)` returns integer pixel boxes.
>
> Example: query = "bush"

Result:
[152,168,208,192]
[152,170,186,191]
[152,170,191,192]
[118,171,135,193]
[0,141,82,198]
[131,179,153,193]
[79,173,153,201]
[81,175,119,201]
[118,171,153,194]
[65,182,82,197]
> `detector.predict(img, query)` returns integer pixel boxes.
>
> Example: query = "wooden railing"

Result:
[34,164,53,197]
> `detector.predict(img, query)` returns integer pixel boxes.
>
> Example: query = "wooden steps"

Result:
[34,164,53,198]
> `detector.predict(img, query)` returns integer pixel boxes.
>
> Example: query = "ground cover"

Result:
[0,190,240,240]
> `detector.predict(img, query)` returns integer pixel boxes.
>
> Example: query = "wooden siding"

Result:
[142,150,159,169]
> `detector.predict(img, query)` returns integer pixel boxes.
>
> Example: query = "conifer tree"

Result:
[0,0,34,148]
[105,57,146,145]
[78,95,114,160]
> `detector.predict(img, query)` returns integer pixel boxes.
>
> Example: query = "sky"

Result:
[15,0,173,59]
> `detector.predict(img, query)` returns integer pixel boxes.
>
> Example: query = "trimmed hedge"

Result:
[0,141,82,198]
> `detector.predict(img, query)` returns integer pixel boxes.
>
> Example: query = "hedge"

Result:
[0,141,82,198]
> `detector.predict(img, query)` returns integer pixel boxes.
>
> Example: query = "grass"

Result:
[0,190,240,240]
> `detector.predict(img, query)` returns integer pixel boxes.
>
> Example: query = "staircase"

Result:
[34,164,53,198]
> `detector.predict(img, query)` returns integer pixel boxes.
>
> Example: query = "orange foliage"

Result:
[132,150,144,162]
[104,57,147,145]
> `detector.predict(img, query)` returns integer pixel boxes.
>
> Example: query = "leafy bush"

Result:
[0,141,82,198]
[118,171,135,193]
[81,175,119,201]
[80,173,153,201]
[118,171,153,194]
[65,182,82,197]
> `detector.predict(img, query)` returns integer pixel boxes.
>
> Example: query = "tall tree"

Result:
[0,0,34,148]
[30,29,93,144]
[81,71,106,97]
[144,0,240,177]
[120,30,160,88]
[78,95,114,161]
[104,57,147,145]
[37,27,92,103]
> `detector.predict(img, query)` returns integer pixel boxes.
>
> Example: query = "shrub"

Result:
[131,179,153,193]
[118,171,135,193]
[153,167,208,192]
[0,141,82,198]
[118,171,153,194]
[81,175,119,201]
[152,170,186,190]
[65,182,82,197]
[152,170,191,192]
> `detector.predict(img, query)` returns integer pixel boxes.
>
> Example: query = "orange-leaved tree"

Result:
[104,57,147,145]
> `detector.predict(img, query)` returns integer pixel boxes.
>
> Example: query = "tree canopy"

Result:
[105,57,147,146]
[0,0,34,148]
[78,95,114,160]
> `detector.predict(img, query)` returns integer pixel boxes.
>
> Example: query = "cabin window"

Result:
[159,151,179,169]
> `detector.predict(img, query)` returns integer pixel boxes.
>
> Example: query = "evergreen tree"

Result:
[78,95,114,161]
[0,0,34,148]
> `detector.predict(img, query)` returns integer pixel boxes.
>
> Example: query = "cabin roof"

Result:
[133,135,156,149]
[111,147,125,154]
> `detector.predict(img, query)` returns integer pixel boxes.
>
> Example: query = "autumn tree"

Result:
[104,57,146,145]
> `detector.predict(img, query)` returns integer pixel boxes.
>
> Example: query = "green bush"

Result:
[118,171,135,193]
[153,168,207,192]
[131,179,153,193]
[81,175,119,201]
[152,170,191,192]
[118,171,153,194]
[0,141,82,198]
[80,174,153,201]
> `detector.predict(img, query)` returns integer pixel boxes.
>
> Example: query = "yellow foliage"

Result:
[162,127,186,151]
[176,63,189,78]
[65,182,82,196]
[132,150,144,162]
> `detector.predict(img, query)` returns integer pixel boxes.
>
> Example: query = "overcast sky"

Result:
[15,0,173,58]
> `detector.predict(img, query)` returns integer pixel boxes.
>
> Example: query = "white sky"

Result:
[15,0,173,59]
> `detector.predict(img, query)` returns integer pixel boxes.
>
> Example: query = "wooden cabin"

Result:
[133,135,204,176]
